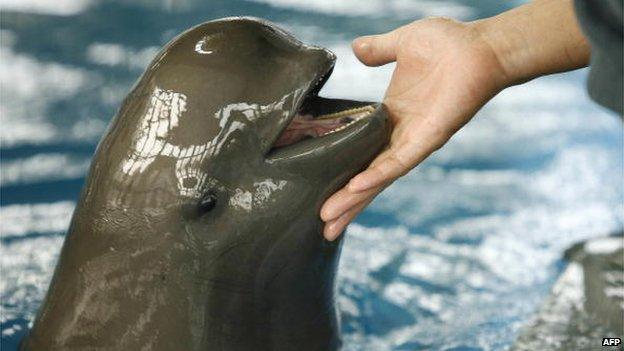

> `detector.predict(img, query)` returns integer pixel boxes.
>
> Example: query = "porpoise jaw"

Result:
[21,17,389,351]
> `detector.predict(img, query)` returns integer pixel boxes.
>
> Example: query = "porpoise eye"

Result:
[198,191,217,214]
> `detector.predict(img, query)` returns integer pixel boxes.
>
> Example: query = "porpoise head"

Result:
[22,17,389,351]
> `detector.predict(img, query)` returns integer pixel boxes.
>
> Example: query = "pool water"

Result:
[1,0,622,350]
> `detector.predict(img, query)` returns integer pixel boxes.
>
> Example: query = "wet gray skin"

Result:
[21,17,389,351]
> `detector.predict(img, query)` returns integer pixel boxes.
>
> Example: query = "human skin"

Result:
[321,0,591,240]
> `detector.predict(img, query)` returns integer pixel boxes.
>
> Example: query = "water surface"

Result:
[1,0,623,350]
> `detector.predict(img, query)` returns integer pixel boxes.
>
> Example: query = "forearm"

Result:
[473,0,590,86]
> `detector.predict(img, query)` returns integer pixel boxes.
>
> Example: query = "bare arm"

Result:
[321,0,590,240]
[477,0,590,84]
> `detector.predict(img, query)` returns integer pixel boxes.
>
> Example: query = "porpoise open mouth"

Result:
[270,67,377,152]
[272,100,376,148]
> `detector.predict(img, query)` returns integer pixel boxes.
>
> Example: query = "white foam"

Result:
[70,118,108,141]
[0,0,92,15]
[585,237,624,255]
[0,153,90,186]
[0,46,93,147]
[604,286,624,299]
[0,201,75,237]
[321,44,393,101]
[550,262,585,315]
[247,0,475,20]
[0,236,63,324]
[86,43,159,70]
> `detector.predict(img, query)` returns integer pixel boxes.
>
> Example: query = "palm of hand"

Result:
[321,18,507,240]
[384,18,505,169]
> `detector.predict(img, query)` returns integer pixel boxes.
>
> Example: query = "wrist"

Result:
[471,0,590,88]
[470,16,525,87]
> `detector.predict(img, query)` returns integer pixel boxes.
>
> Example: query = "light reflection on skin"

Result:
[111,86,298,209]
[194,38,214,54]
[229,179,288,211]
[19,19,390,350]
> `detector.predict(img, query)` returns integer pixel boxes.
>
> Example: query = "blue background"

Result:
[1,0,622,350]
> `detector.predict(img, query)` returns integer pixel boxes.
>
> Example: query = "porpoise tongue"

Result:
[273,113,347,147]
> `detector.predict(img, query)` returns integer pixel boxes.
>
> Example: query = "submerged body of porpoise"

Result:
[21,17,389,351]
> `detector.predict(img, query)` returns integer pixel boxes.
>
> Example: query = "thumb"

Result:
[352,29,401,67]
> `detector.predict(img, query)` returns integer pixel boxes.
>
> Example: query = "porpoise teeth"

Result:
[315,105,376,120]
[317,105,376,137]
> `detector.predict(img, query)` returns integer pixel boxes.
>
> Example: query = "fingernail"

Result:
[352,37,370,52]
[322,198,347,221]
[320,206,336,222]
[324,220,341,241]
[320,208,328,222]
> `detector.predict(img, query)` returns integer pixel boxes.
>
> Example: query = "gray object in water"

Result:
[21,17,389,351]
[513,235,624,350]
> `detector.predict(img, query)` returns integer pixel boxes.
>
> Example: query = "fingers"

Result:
[323,196,375,241]
[319,145,424,240]
[319,147,413,239]
[346,152,411,192]
[352,29,402,67]
[320,185,382,222]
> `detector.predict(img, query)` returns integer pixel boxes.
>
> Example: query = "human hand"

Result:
[320,17,509,240]
[320,1,589,241]
[321,0,590,240]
